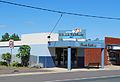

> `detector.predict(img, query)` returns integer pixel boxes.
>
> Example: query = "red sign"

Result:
[9,39,14,48]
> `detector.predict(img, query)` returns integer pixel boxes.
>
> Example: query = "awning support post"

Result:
[67,47,71,71]
[101,48,104,69]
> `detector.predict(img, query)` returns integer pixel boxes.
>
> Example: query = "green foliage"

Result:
[10,33,20,41]
[94,38,99,41]
[1,52,11,66]
[16,45,31,66]
[1,33,10,41]
[0,33,20,41]
[0,61,8,66]
[11,61,22,67]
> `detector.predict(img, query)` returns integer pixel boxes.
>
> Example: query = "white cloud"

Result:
[24,21,34,26]
[0,24,7,28]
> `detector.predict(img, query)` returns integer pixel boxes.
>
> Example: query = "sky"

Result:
[0,0,120,40]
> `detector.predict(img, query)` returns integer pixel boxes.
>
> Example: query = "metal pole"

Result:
[45,57,46,68]
[11,48,12,59]
[67,47,71,71]
[37,56,39,64]
[101,48,104,69]
[10,48,12,66]
[63,49,64,65]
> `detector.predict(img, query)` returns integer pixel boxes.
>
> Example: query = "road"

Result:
[0,70,120,82]
[62,76,120,82]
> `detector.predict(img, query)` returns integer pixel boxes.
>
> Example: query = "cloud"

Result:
[0,24,7,28]
[24,21,34,26]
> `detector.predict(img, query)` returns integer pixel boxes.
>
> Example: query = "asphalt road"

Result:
[0,70,120,82]
[62,76,120,82]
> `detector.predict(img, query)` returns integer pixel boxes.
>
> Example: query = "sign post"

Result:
[9,39,14,59]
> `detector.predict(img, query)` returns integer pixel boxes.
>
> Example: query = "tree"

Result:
[1,33,10,41]
[94,38,99,41]
[10,33,20,41]
[1,52,11,66]
[0,33,20,41]
[16,45,31,66]
[88,39,91,41]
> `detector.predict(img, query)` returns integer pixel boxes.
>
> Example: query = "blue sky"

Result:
[0,0,120,40]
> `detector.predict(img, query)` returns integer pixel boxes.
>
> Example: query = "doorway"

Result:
[108,50,120,65]
[107,45,120,65]
[55,48,77,68]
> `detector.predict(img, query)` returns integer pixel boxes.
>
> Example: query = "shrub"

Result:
[0,61,8,66]
[1,52,11,66]
[17,45,31,67]
[11,61,22,67]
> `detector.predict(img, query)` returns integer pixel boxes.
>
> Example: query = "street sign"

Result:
[9,39,14,48]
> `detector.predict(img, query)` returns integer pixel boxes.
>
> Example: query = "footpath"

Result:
[0,65,120,77]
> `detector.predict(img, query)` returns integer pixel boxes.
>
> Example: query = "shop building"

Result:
[0,28,120,70]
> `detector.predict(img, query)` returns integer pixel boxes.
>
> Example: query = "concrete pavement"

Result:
[0,65,120,77]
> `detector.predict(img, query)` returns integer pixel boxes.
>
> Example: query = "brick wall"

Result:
[83,37,120,67]
[105,37,120,45]
[84,48,108,66]
[104,48,109,65]
[105,37,120,65]
[84,48,102,66]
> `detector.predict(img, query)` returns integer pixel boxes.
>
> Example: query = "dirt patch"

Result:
[0,66,53,74]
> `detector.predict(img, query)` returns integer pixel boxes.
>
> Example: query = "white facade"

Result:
[0,32,58,47]
[0,32,58,62]
[21,32,58,45]
[0,41,23,47]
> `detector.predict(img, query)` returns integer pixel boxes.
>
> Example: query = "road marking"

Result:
[0,72,55,77]
[44,74,120,82]
[0,71,67,77]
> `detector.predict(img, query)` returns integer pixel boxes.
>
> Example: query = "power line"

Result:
[0,0,120,20]
[49,14,63,36]
[48,14,63,39]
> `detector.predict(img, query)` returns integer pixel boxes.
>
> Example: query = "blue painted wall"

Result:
[39,56,55,68]
[30,44,56,68]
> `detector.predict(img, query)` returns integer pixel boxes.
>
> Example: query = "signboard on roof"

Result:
[58,28,86,40]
